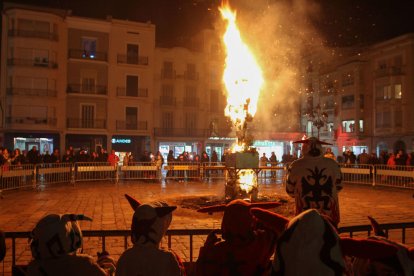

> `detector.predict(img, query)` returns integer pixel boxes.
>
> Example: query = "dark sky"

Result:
[2,0,414,47]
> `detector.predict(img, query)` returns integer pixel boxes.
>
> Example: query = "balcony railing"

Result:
[159,96,177,106]
[161,70,176,79]
[7,58,58,69]
[183,97,200,107]
[116,87,148,97]
[6,117,57,126]
[117,54,148,65]
[154,128,208,137]
[184,71,199,81]
[8,29,58,41]
[68,49,108,62]
[7,87,57,97]
[116,120,148,131]
[67,119,106,129]
[67,84,107,95]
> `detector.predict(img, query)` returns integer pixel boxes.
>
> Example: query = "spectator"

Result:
[107,150,120,166]
[27,146,41,164]
[62,149,74,163]
[269,152,278,179]
[324,147,336,160]
[201,151,210,179]
[395,149,408,166]
[211,151,218,163]
[27,214,113,275]
[368,152,380,165]
[379,151,389,165]
[357,149,370,164]
[50,149,61,163]
[11,148,26,165]
[196,199,281,275]
[343,149,356,165]
[166,150,175,178]
[116,195,184,276]
[387,153,396,168]
[287,137,343,227]
[259,153,268,167]
[250,208,400,275]
[42,151,52,163]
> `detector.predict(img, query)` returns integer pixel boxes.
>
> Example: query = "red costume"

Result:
[196,199,281,276]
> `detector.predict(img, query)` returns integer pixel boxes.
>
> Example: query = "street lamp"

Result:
[306,104,328,139]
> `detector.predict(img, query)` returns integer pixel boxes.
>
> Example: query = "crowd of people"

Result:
[324,148,414,167]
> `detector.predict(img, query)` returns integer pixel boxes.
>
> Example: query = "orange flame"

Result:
[220,4,264,131]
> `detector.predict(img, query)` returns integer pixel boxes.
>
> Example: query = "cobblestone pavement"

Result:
[1,180,413,274]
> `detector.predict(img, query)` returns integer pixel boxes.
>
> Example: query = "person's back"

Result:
[358,150,370,164]
[27,253,106,276]
[286,137,342,226]
[116,245,181,276]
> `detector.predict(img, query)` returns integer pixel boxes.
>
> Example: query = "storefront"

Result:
[65,134,107,154]
[111,135,149,161]
[158,141,203,161]
[253,140,286,162]
[204,137,236,160]
[4,132,60,154]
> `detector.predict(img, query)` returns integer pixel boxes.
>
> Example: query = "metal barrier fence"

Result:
[1,163,414,194]
[2,222,414,275]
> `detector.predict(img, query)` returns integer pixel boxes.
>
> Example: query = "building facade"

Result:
[301,34,414,156]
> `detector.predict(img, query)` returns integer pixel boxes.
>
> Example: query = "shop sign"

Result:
[112,138,131,144]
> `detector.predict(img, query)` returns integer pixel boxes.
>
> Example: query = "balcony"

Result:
[159,96,177,106]
[154,128,208,137]
[6,117,57,126]
[116,87,148,97]
[67,84,107,95]
[67,119,106,129]
[375,67,405,78]
[117,54,148,65]
[7,58,58,69]
[161,70,176,79]
[184,71,199,81]
[116,121,148,131]
[183,97,200,108]
[8,29,58,41]
[68,49,108,62]
[7,87,57,97]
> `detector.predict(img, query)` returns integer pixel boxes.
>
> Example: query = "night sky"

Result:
[2,0,414,47]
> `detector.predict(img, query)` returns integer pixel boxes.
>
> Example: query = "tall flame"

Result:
[220,4,264,130]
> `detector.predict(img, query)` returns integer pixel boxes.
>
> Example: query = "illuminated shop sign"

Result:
[111,138,131,144]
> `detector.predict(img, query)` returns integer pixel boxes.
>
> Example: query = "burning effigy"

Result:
[220,3,264,201]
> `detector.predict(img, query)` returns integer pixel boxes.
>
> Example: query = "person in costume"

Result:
[286,137,343,227]
[250,208,402,275]
[195,199,281,276]
[351,216,414,275]
[27,214,113,276]
[116,194,185,276]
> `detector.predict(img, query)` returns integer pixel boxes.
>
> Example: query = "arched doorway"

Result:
[376,142,388,156]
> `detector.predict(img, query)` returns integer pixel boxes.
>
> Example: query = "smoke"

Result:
[216,0,333,133]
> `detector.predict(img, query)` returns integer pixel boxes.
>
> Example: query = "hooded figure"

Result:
[287,137,343,226]
[250,208,401,275]
[351,216,414,275]
[195,199,281,276]
[27,213,108,276]
[116,194,185,276]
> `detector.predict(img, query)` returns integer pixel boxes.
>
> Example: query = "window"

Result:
[306,121,313,134]
[82,37,97,59]
[359,95,364,109]
[162,85,173,97]
[126,107,138,129]
[186,63,197,80]
[162,61,174,78]
[395,109,402,127]
[394,84,402,99]
[327,122,334,132]
[126,75,138,97]
[81,104,95,128]
[185,112,197,130]
[82,78,95,93]
[342,95,355,109]
[162,112,173,129]
[127,44,139,64]
[342,120,355,133]
[376,85,392,100]
[376,111,391,128]
[359,120,364,132]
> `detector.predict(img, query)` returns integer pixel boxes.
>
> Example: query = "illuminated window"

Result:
[342,120,355,133]
[394,84,402,99]
[359,120,364,132]
[82,37,96,59]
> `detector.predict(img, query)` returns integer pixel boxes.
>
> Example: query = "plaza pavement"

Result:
[0,180,413,273]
